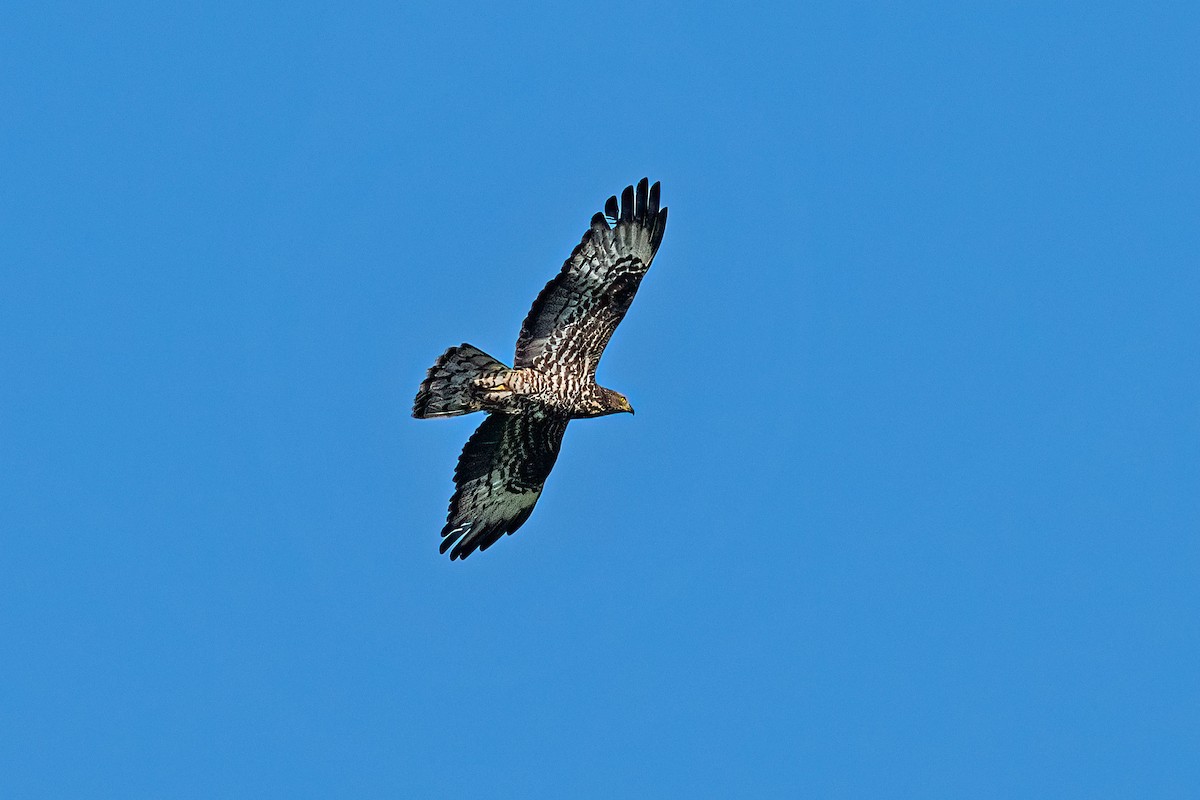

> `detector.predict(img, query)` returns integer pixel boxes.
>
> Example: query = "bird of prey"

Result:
[413,178,668,559]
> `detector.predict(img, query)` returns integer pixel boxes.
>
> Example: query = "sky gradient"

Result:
[3,2,1198,797]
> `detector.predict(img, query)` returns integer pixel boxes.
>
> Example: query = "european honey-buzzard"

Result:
[413,178,668,559]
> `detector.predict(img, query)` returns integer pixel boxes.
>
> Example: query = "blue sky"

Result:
[3,2,1198,797]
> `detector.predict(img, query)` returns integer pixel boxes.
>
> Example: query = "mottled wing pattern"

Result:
[441,412,570,560]
[514,178,668,377]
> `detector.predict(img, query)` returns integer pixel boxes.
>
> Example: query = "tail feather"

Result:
[413,344,508,418]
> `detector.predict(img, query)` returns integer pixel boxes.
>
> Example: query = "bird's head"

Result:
[600,388,635,416]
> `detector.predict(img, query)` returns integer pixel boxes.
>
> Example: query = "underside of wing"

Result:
[514,178,667,375]
[440,412,570,560]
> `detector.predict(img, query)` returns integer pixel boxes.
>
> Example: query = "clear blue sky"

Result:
[3,2,1197,797]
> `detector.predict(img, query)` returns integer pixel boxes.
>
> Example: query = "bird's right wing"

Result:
[440,412,569,560]
[513,178,667,377]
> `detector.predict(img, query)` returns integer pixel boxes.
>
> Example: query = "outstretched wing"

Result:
[514,178,668,376]
[440,412,570,560]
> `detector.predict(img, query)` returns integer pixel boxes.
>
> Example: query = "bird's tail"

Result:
[412,343,509,418]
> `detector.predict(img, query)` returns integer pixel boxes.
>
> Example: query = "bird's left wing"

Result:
[514,178,667,377]
[440,412,569,560]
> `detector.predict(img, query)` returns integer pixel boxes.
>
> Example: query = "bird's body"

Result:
[413,179,668,559]
[466,367,628,418]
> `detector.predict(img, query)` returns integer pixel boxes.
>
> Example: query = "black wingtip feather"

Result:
[590,211,610,230]
[443,522,477,559]
[651,206,668,251]
[440,523,466,554]
[600,180,668,257]
[444,518,516,560]
[604,195,619,221]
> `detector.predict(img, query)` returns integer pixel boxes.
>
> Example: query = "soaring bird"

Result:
[413,178,668,559]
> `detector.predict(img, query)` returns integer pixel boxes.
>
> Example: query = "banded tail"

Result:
[412,343,509,418]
